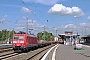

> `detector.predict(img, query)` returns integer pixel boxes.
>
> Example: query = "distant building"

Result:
[81,34,90,43]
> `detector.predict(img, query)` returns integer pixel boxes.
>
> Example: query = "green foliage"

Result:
[1,30,6,41]
[37,31,54,41]
[0,29,16,41]
[0,31,2,40]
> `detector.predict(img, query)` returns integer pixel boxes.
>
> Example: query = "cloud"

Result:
[64,23,76,28]
[3,15,8,18]
[34,24,45,28]
[14,24,24,27]
[23,0,59,5]
[0,15,7,24]
[48,4,85,16]
[20,19,37,24]
[15,19,45,32]
[0,18,4,23]
[28,20,36,23]
[20,17,43,28]
[15,27,25,31]
[14,21,90,36]
[21,7,31,14]
[27,21,44,28]
[87,16,90,20]
[80,23,87,26]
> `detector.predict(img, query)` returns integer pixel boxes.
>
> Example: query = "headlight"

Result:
[13,41,17,43]
[20,41,24,43]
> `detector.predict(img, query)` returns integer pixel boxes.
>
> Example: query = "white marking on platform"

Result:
[52,44,59,60]
[83,45,90,48]
[41,44,58,60]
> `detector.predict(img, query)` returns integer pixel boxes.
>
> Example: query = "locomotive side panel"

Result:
[26,36,38,47]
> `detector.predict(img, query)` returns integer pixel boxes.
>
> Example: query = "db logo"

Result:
[17,41,19,43]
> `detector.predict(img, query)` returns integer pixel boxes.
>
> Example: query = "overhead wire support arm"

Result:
[26,16,28,34]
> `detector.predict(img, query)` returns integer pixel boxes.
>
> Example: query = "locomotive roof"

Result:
[28,34,37,37]
[15,31,37,37]
[14,33,37,37]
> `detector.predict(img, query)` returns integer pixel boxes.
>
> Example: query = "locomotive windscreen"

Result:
[14,36,24,40]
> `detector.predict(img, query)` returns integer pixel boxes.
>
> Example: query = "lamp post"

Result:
[74,16,79,34]
[56,29,58,37]
[74,16,80,43]
[55,27,58,37]
[87,17,90,35]
[52,27,58,37]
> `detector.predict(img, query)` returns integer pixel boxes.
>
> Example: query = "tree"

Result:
[10,30,16,39]
[0,31,2,41]
[37,31,54,41]
[37,33,43,40]
[0,29,16,42]
[1,29,7,41]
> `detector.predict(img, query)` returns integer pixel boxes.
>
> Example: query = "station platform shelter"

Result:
[58,31,80,45]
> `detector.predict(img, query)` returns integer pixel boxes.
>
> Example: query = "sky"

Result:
[0,0,90,36]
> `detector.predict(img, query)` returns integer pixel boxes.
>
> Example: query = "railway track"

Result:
[27,44,55,60]
[0,44,12,53]
[0,43,90,60]
[1,44,55,60]
[0,48,13,53]
[0,52,20,60]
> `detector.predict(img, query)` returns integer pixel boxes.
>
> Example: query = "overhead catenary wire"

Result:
[0,9,20,24]
[23,1,52,32]
[21,0,55,36]
[0,2,35,30]
[0,18,16,24]
[21,0,44,25]
[0,1,30,32]
[31,1,47,20]
[0,17,23,32]
[31,2,52,31]
[23,1,50,26]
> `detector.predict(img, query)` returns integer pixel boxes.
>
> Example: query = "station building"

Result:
[58,31,80,45]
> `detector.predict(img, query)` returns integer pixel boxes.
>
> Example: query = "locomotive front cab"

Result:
[12,34,26,51]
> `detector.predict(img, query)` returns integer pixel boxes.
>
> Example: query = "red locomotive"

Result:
[12,32,38,52]
[12,32,56,52]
